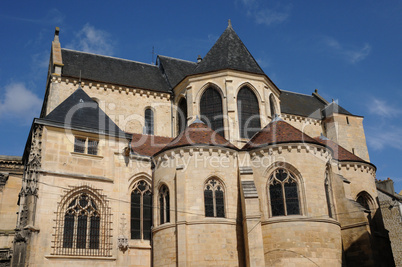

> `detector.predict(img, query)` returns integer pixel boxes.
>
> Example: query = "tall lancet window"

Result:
[269,94,276,118]
[200,87,224,137]
[144,108,154,135]
[325,170,334,218]
[177,98,187,134]
[268,168,300,216]
[204,178,225,218]
[237,86,261,138]
[159,185,170,225]
[131,180,152,240]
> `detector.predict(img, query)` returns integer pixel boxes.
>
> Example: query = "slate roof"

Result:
[242,119,322,150]
[280,90,354,119]
[131,133,174,157]
[61,49,170,92]
[322,102,353,117]
[279,91,326,119]
[313,137,366,163]
[157,55,197,88]
[193,24,264,75]
[43,88,125,137]
[155,122,237,156]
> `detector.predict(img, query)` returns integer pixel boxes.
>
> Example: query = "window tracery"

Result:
[131,180,152,240]
[53,186,111,257]
[204,178,225,218]
[268,168,300,216]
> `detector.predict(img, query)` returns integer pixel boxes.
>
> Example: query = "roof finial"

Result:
[192,115,204,124]
[228,19,232,28]
[54,27,60,42]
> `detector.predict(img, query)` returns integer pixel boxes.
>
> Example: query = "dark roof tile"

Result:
[157,55,197,88]
[193,25,264,75]
[61,49,170,92]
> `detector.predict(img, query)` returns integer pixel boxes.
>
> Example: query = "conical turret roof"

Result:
[155,121,237,155]
[193,23,264,75]
[242,119,321,150]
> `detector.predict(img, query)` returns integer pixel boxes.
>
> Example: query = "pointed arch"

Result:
[237,86,261,138]
[200,87,224,137]
[131,179,152,240]
[269,94,277,118]
[204,177,225,218]
[266,162,305,217]
[53,185,111,256]
[177,97,187,134]
[158,184,170,225]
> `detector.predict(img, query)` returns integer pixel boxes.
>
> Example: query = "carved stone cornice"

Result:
[0,172,9,191]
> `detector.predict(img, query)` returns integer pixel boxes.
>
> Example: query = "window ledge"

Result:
[262,216,340,226]
[45,255,116,260]
[71,152,103,159]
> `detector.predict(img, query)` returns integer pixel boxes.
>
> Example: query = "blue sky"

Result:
[0,1,401,192]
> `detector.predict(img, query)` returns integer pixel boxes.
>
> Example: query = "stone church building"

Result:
[0,22,396,266]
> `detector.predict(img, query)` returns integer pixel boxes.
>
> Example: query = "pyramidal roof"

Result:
[43,88,125,137]
[193,22,265,75]
[242,119,321,150]
[155,121,237,155]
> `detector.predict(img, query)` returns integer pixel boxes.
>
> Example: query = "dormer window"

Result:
[74,137,99,155]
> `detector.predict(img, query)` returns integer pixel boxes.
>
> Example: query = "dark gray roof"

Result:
[193,25,264,75]
[280,90,354,119]
[43,88,125,137]
[61,49,170,92]
[322,102,353,117]
[280,91,325,119]
[157,55,197,88]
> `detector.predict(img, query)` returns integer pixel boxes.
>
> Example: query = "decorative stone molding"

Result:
[241,181,258,198]
[282,113,321,126]
[0,172,9,191]
[53,77,171,101]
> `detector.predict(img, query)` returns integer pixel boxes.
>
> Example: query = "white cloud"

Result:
[367,98,401,118]
[240,0,291,26]
[323,37,371,63]
[67,24,114,56]
[366,127,402,151]
[0,83,42,123]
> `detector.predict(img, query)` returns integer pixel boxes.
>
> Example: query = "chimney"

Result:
[52,27,64,76]
[376,178,395,195]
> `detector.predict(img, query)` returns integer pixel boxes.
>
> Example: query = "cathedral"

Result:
[0,22,396,266]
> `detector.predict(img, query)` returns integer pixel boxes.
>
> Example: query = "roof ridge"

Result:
[157,55,197,64]
[61,48,158,67]
[280,89,314,97]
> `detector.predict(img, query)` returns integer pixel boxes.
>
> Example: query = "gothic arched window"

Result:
[131,180,152,240]
[325,170,334,218]
[237,86,261,138]
[269,94,276,118]
[204,178,225,218]
[177,98,187,134]
[159,185,170,225]
[268,168,300,216]
[200,87,224,137]
[145,108,154,135]
[53,186,111,256]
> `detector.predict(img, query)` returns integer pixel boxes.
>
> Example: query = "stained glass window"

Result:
[200,87,224,137]
[268,168,301,217]
[145,108,154,135]
[177,98,187,134]
[237,87,261,138]
[131,180,152,240]
[204,178,225,218]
